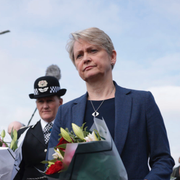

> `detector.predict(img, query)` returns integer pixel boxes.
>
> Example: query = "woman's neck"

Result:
[86,81,115,100]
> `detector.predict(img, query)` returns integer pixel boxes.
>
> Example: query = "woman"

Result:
[49,27,174,179]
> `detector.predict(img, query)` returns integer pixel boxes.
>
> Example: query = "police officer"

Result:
[14,76,66,180]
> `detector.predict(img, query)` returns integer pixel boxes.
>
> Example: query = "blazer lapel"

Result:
[72,94,87,126]
[114,84,132,155]
[31,121,45,146]
[70,84,132,156]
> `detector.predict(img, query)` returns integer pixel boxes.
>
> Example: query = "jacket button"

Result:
[44,149,47,152]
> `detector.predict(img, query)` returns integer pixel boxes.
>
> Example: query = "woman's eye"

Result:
[76,54,82,59]
[91,49,97,53]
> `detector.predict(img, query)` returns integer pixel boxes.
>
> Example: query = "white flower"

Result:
[84,131,98,142]
[52,148,64,160]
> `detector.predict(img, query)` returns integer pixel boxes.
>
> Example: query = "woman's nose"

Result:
[83,53,91,63]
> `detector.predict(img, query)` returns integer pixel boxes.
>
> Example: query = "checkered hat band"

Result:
[50,86,60,93]
[34,86,60,95]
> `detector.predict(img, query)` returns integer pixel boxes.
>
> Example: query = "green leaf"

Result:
[13,130,17,141]
[10,128,14,139]
[94,130,102,141]
[41,160,49,164]
[60,128,72,142]
[10,139,18,151]
[56,144,66,149]
[10,139,15,149]
[9,129,18,151]
[41,159,57,164]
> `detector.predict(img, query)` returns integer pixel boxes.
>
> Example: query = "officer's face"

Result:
[36,96,62,122]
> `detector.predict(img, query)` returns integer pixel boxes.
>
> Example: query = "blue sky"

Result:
[0,0,180,166]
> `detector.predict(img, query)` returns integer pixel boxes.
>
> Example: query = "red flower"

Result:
[56,137,72,151]
[45,161,63,175]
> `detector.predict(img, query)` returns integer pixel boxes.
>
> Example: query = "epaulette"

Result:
[19,126,29,130]
[31,120,40,129]
[20,124,34,130]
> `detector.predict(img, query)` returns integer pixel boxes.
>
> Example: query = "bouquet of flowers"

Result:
[0,129,18,180]
[41,117,128,180]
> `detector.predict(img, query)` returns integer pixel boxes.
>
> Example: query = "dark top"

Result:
[84,98,115,139]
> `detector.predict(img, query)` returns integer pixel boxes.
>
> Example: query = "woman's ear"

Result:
[111,50,117,67]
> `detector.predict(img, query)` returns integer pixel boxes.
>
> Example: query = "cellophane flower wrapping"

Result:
[43,117,128,180]
[10,127,29,180]
[0,128,29,180]
[0,147,16,180]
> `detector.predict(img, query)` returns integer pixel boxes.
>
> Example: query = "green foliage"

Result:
[0,128,18,151]
[0,130,8,147]
[42,158,60,165]
[10,129,18,151]
[94,130,102,141]
[58,123,90,143]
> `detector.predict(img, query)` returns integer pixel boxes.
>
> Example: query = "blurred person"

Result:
[14,76,66,180]
[7,121,25,135]
[172,157,180,180]
[48,27,174,180]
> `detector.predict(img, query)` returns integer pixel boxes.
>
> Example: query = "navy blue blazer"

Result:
[48,82,174,180]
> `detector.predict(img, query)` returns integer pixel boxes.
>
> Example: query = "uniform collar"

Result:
[40,119,54,131]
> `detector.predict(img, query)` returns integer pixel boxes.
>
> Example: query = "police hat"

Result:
[29,76,66,99]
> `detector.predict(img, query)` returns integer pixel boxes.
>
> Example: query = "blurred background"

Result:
[0,0,180,166]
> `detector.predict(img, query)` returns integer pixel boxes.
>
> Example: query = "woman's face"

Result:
[73,39,116,82]
[36,96,62,123]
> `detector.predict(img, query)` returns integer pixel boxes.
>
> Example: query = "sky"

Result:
[0,0,180,166]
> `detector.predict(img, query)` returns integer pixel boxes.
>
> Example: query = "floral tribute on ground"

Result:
[42,117,128,180]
